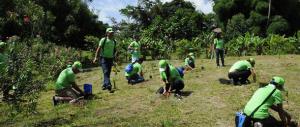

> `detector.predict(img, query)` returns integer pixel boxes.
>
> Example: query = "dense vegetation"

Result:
[0,0,299,118]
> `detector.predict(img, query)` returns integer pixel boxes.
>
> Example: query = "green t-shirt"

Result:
[185,57,194,66]
[98,37,115,58]
[129,41,141,58]
[244,84,283,119]
[214,39,224,49]
[160,64,182,82]
[229,60,252,72]
[55,68,76,90]
[125,63,142,77]
[0,53,8,74]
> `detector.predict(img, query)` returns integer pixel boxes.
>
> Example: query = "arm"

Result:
[251,68,256,82]
[93,46,101,63]
[140,71,144,77]
[163,82,171,97]
[160,72,171,96]
[213,39,217,50]
[271,104,291,126]
[71,83,84,96]
[185,65,193,71]
[128,42,134,50]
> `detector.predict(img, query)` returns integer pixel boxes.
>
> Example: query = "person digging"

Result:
[125,58,145,85]
[184,53,195,71]
[228,58,256,85]
[242,76,292,127]
[52,61,85,106]
[157,60,184,98]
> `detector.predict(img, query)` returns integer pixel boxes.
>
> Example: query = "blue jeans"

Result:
[126,74,144,84]
[100,57,113,88]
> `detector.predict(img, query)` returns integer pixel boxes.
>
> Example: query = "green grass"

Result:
[1,55,300,127]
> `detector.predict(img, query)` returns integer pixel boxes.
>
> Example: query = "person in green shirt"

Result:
[128,35,141,63]
[228,58,256,85]
[185,53,195,71]
[214,33,225,67]
[53,61,85,105]
[93,28,117,91]
[243,76,291,127]
[125,58,144,84]
[0,41,9,102]
[157,60,184,98]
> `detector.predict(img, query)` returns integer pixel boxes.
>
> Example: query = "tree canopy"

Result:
[0,0,107,49]
[214,0,300,40]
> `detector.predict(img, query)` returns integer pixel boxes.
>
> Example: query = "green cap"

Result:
[248,58,255,65]
[272,76,285,86]
[0,42,6,48]
[159,60,168,72]
[72,61,82,71]
[106,28,114,33]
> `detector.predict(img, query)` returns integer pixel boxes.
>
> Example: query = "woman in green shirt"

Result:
[157,60,184,98]
[214,33,225,67]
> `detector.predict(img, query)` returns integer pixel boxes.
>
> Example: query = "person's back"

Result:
[125,62,142,77]
[56,68,75,90]
[244,84,282,119]
[229,60,252,72]
[125,62,144,84]
[160,64,182,83]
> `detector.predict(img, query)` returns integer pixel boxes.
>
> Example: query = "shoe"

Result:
[156,87,164,94]
[52,96,58,106]
[102,86,107,90]
[107,85,112,91]
[174,93,183,99]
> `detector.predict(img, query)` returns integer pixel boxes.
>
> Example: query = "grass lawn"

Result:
[1,55,300,127]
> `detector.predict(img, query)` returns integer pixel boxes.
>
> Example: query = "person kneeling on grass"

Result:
[125,58,144,84]
[228,58,256,85]
[157,60,184,98]
[242,76,292,127]
[53,61,85,106]
[184,53,195,71]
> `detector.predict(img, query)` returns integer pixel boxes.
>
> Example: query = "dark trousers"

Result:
[189,62,195,68]
[216,49,224,66]
[228,70,251,85]
[126,74,144,84]
[166,80,184,94]
[244,115,282,127]
[100,57,113,88]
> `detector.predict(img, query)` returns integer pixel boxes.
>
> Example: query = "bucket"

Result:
[84,84,92,95]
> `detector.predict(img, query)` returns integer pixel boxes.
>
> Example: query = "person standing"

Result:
[93,28,116,91]
[128,35,141,63]
[214,33,225,67]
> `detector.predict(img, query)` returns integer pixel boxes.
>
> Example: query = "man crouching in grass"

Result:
[52,61,85,106]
